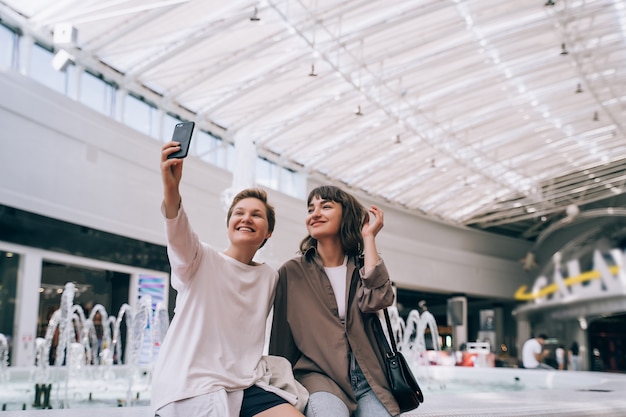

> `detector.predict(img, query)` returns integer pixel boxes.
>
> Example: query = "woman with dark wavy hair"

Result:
[269,185,400,416]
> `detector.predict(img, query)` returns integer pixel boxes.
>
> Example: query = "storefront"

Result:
[514,246,626,372]
[0,205,170,366]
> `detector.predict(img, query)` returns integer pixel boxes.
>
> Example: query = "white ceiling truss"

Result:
[2,0,626,241]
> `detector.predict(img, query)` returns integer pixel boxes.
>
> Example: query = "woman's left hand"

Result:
[362,205,384,238]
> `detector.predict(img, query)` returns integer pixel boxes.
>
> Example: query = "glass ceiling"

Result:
[2,0,625,241]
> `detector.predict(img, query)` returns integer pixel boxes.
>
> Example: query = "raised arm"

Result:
[161,141,184,218]
[358,205,394,312]
[361,205,384,274]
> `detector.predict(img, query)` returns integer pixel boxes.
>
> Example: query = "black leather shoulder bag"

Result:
[380,307,424,412]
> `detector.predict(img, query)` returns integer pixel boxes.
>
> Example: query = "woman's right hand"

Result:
[161,141,184,218]
[161,141,183,183]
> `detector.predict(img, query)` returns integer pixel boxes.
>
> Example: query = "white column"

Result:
[128,272,139,308]
[447,296,467,350]
[221,132,257,211]
[572,322,588,371]
[18,34,34,76]
[516,318,531,362]
[13,252,42,366]
[156,108,165,142]
[115,88,127,123]
[231,133,257,192]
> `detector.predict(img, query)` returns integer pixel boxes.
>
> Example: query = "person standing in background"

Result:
[522,334,554,370]
[569,341,581,371]
[556,344,565,370]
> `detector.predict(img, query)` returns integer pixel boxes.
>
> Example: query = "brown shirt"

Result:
[269,248,400,416]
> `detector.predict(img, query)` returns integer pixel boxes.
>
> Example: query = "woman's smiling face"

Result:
[306,196,343,240]
[227,197,271,249]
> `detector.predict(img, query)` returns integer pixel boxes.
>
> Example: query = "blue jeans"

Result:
[305,354,393,417]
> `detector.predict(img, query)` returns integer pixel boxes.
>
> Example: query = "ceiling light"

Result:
[250,7,260,21]
[355,105,363,116]
[575,83,583,94]
[565,204,579,219]
[560,43,568,55]
[51,49,74,71]
[309,64,317,77]
[53,23,77,45]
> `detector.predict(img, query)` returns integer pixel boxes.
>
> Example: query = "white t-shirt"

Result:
[522,338,542,368]
[324,256,348,320]
[556,347,565,365]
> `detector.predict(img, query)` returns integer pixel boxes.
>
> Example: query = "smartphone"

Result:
[167,121,195,159]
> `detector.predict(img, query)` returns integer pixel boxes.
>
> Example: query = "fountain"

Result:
[0,282,169,411]
[4,291,626,417]
[385,302,443,366]
[0,333,9,394]
[382,301,618,405]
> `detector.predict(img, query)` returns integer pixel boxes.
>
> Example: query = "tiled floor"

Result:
[2,369,626,417]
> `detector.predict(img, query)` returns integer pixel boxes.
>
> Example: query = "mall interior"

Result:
[1,1,626,416]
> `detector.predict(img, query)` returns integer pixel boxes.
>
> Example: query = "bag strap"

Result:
[357,255,398,357]
[383,308,398,355]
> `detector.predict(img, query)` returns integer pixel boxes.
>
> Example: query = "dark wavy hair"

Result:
[299,185,367,257]
[227,188,275,248]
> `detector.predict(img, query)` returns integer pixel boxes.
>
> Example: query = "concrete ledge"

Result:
[2,369,626,417]
[0,407,151,417]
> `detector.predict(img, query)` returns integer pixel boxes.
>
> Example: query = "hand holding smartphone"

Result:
[167,121,195,159]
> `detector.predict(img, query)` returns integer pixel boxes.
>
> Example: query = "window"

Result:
[256,157,278,189]
[280,167,307,199]
[223,142,236,172]
[29,44,70,94]
[6,27,306,201]
[210,140,235,171]
[0,23,16,69]
[0,250,19,364]
[197,130,222,165]
[162,113,182,143]
[124,93,157,136]
[38,261,130,365]
[79,71,114,116]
